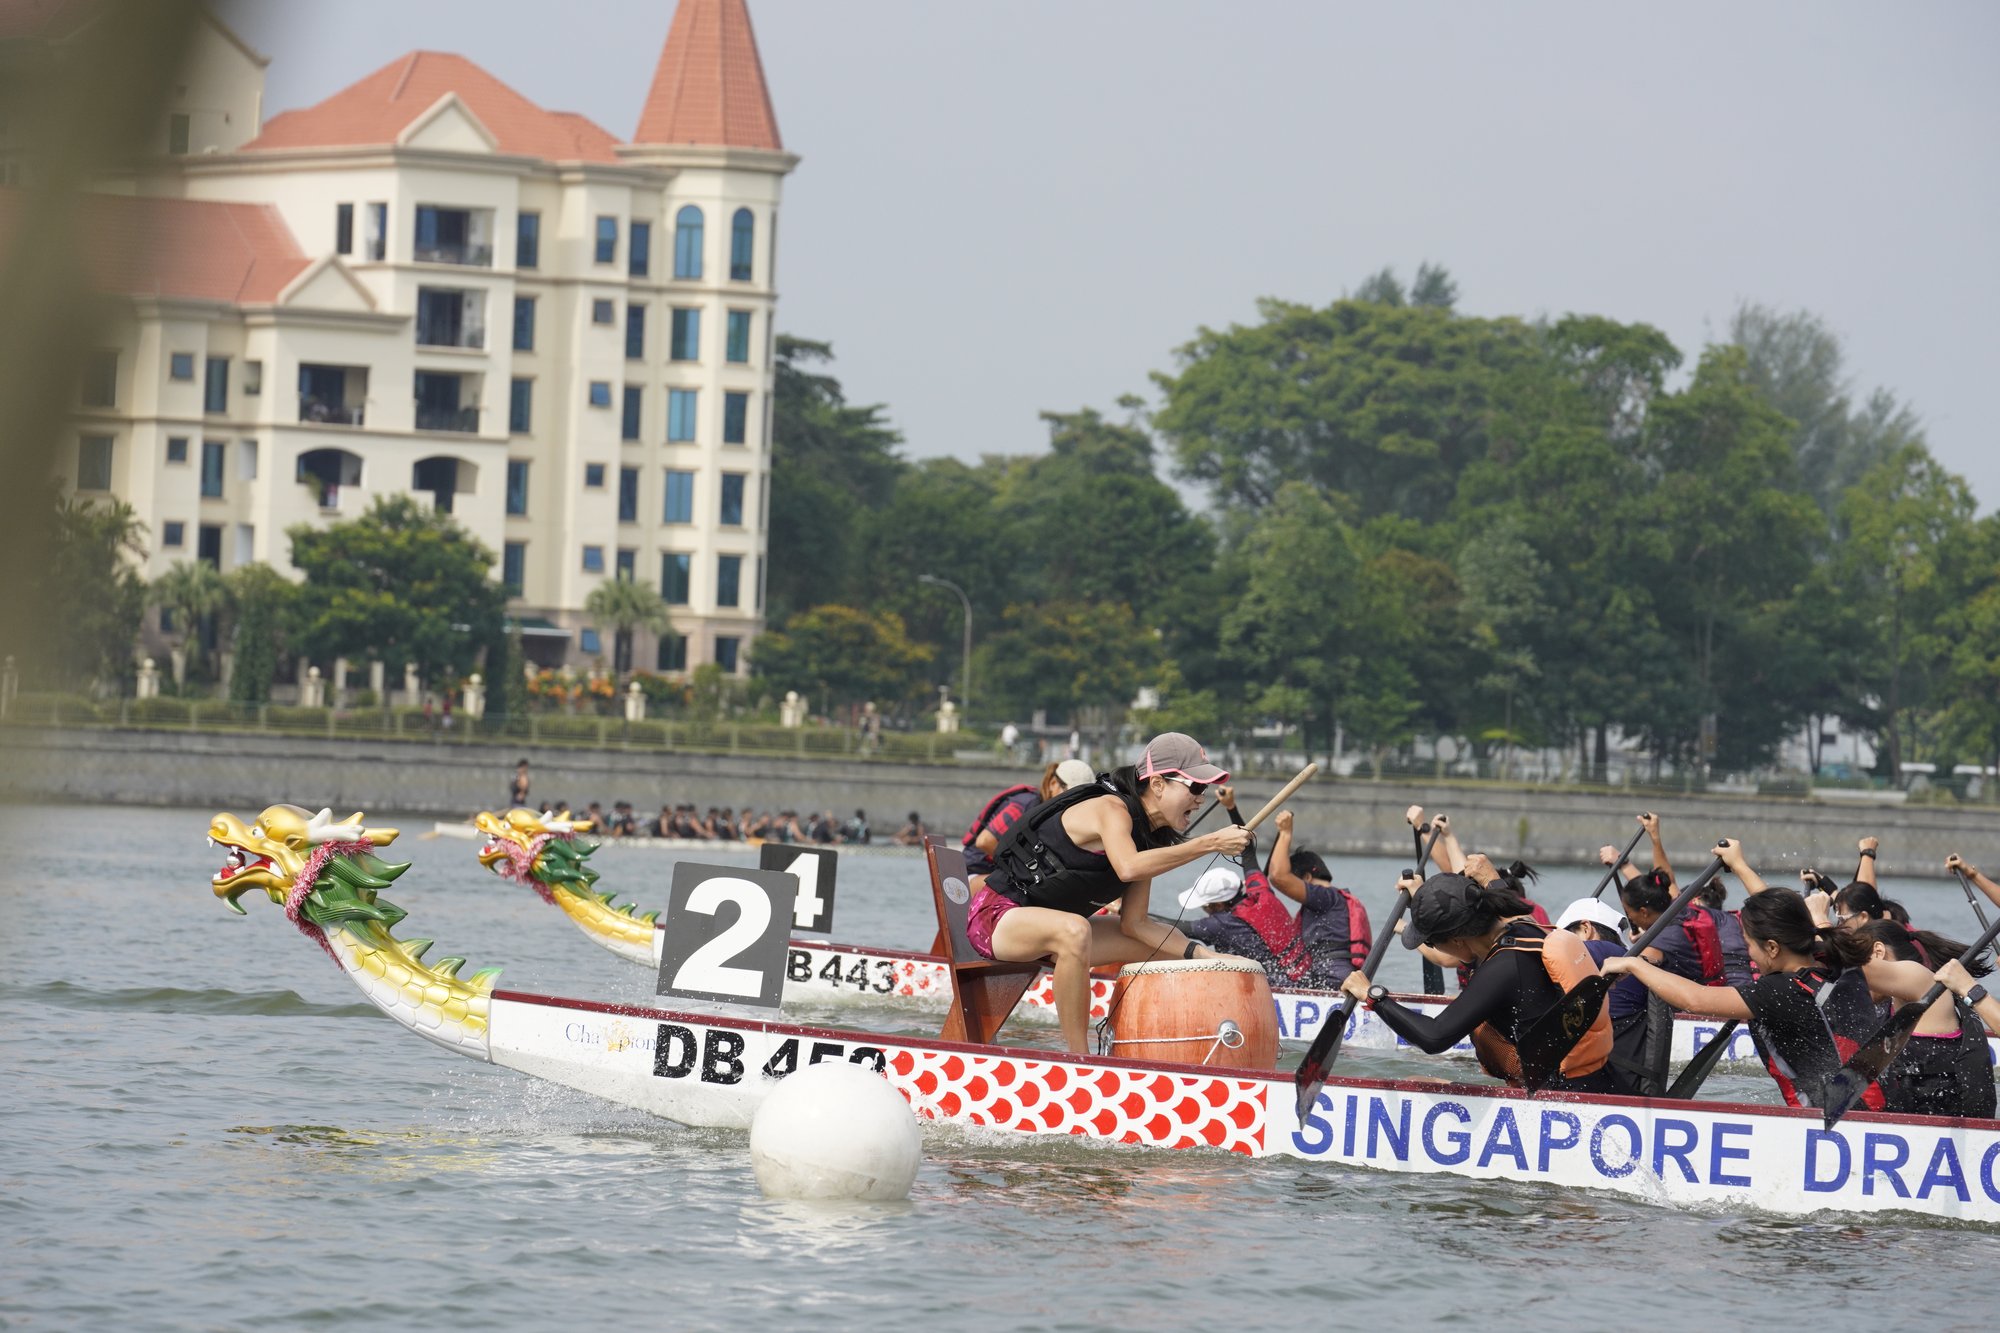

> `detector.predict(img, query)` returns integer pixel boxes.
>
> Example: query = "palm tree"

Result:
[583,577,671,676]
[150,559,229,687]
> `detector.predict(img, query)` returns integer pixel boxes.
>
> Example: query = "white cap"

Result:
[1177,866,1244,911]
[1555,897,1628,935]
[1053,759,1095,790]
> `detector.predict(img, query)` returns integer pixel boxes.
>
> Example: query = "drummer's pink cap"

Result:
[1137,732,1229,784]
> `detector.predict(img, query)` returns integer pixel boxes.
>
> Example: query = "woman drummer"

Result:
[972,732,1252,1053]
[1339,868,1623,1094]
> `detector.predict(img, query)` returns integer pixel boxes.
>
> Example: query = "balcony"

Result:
[416,287,486,350]
[297,363,368,426]
[297,447,363,510]
[414,205,495,268]
[415,404,480,433]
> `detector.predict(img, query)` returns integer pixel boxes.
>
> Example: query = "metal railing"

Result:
[298,397,365,426]
[415,405,480,433]
[414,241,494,267]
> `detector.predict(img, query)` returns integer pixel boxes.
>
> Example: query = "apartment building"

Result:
[38,0,793,675]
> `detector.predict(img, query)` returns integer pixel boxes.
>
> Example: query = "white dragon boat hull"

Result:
[485,985,2000,1224]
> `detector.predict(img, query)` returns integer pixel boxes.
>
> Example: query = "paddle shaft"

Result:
[1292,820,1447,1115]
[1955,868,1993,934]
[1624,853,1727,958]
[1416,822,1445,993]
[1590,826,1649,900]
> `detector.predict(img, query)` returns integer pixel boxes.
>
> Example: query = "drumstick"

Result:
[1241,764,1318,832]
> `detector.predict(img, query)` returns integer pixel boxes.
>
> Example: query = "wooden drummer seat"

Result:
[924,836,1042,1045]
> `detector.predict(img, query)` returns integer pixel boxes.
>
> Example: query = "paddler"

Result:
[1338,867,1621,1094]
[972,732,1253,1053]
[960,758,1093,889]
[1268,811,1372,986]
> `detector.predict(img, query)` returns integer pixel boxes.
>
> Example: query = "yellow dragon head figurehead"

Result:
[474,807,602,904]
[211,804,398,914]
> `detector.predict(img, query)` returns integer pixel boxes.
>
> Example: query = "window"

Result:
[588,381,612,408]
[726,310,751,363]
[595,216,617,265]
[615,466,640,522]
[243,361,262,396]
[415,205,493,265]
[626,303,646,359]
[621,386,642,441]
[80,350,117,407]
[756,555,764,610]
[502,541,525,594]
[416,288,484,348]
[169,113,190,155]
[581,628,602,654]
[506,460,529,515]
[365,203,386,261]
[664,469,694,523]
[238,440,258,481]
[581,545,605,574]
[76,435,113,491]
[335,203,354,255]
[592,298,614,325]
[197,524,222,568]
[630,221,651,277]
[668,388,696,441]
[584,463,607,488]
[517,211,539,269]
[166,436,189,464]
[200,440,225,497]
[616,548,636,581]
[204,357,228,413]
[730,207,754,281]
[170,352,194,381]
[716,554,742,608]
[719,472,745,525]
[670,307,700,361]
[513,296,536,351]
[235,524,254,566]
[661,552,690,605]
[657,633,686,671]
[674,204,703,279]
[715,635,740,673]
[163,520,185,548]
[723,392,748,445]
[509,378,533,434]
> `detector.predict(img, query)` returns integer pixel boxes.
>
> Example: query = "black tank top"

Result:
[1879,999,1997,1119]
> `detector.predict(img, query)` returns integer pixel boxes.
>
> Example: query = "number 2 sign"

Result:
[758,843,838,933]
[655,862,795,1011]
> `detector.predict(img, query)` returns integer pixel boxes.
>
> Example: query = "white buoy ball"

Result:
[749,1060,923,1201]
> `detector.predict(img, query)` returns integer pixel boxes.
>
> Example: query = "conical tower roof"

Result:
[632,0,782,151]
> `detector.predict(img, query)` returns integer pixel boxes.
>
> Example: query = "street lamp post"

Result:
[917,573,971,719]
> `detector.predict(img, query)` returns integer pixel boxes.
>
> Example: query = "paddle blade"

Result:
[1820,1004,1923,1129]
[1667,1018,1737,1100]
[1293,998,1357,1119]
[1517,975,1609,1092]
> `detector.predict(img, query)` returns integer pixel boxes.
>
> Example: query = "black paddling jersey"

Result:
[1735,967,1882,1110]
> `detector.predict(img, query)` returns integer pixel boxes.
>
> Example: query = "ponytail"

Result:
[1696,879,1727,909]
[1833,880,1909,925]
[1475,884,1532,922]
[1740,889,1873,972]
[1617,868,1674,915]
[1861,919,1993,978]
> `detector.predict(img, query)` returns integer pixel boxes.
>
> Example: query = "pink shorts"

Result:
[966,885,1021,960]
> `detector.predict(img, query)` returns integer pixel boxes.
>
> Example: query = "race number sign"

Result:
[758,843,838,933]
[655,862,795,1010]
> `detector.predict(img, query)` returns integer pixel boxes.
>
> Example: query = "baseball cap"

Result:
[1290,850,1332,882]
[1054,759,1096,789]
[1399,874,1486,949]
[1556,898,1628,935]
[1137,732,1229,785]
[1177,866,1244,911]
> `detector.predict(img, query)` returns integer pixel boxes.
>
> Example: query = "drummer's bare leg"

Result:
[991,906,1095,1052]
[1085,914,1198,965]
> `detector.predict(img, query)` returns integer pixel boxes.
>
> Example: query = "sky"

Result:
[221,1,2000,505]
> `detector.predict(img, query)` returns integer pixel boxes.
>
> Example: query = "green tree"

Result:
[582,577,670,676]
[750,604,934,716]
[767,335,906,621]
[31,490,147,690]
[975,600,1163,741]
[224,562,294,704]
[497,626,530,720]
[150,557,228,687]
[1153,297,1542,520]
[287,495,506,686]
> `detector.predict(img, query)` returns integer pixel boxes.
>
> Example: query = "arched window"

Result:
[730,208,754,282]
[674,205,704,280]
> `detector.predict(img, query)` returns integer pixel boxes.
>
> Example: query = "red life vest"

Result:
[1680,905,1727,985]
[962,784,1036,850]
[1230,868,1311,982]
[1342,891,1372,974]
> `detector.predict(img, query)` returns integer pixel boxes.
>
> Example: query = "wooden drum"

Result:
[1106,957,1278,1070]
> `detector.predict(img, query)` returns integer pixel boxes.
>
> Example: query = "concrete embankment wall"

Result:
[2,726,1992,877]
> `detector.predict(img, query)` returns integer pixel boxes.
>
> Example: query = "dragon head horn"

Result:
[304,807,400,848]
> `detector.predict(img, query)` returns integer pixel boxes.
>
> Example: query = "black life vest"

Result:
[1879,998,1998,1119]
[987,777,1172,916]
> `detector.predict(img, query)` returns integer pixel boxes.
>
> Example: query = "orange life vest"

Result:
[1478,926,1613,1081]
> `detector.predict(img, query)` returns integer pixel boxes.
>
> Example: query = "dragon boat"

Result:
[472,808,2000,1071]
[212,803,2000,1224]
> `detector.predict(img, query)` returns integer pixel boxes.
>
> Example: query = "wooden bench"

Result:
[924,836,1043,1045]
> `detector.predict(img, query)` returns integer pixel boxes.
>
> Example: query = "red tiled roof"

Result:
[245,51,622,164]
[633,0,782,150]
[0,190,310,304]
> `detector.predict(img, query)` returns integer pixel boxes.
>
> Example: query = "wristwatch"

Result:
[1965,983,1989,1007]
[1366,984,1389,1010]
